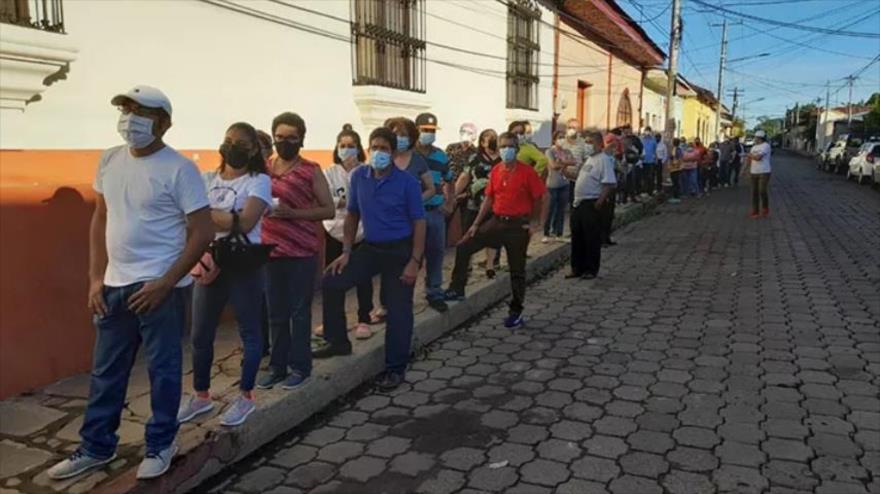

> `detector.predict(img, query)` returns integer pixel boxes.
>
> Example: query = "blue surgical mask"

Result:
[117,113,156,149]
[337,146,357,162]
[396,136,410,151]
[370,150,392,170]
[419,133,436,146]
[500,146,517,163]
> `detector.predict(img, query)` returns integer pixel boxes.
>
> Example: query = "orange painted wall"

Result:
[0,148,332,399]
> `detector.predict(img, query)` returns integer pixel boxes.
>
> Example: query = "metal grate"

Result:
[506,0,540,111]
[351,0,426,93]
[0,0,65,33]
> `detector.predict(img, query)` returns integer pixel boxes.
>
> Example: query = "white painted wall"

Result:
[0,0,555,150]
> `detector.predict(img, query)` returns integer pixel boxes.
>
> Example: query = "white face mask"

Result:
[460,131,475,144]
[555,138,565,147]
[566,128,577,138]
[117,113,156,149]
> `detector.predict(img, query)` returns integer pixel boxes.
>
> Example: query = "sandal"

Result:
[369,308,386,325]
[354,323,372,340]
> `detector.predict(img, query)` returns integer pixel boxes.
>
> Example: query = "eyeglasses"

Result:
[117,103,164,118]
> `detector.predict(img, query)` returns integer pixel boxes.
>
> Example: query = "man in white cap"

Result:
[47,86,213,481]
[746,129,772,218]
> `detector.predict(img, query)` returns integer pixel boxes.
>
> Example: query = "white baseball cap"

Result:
[754,130,766,138]
[111,85,172,117]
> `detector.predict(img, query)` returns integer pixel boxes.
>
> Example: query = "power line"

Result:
[689,0,880,37]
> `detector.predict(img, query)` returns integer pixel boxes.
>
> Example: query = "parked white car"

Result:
[827,137,862,174]
[847,141,880,185]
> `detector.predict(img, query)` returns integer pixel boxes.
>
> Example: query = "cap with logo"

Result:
[415,112,439,130]
[111,85,173,117]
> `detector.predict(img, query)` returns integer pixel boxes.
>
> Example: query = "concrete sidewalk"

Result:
[0,199,659,494]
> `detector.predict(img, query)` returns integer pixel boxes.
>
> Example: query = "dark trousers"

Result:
[545,186,569,237]
[449,217,529,316]
[266,256,318,377]
[751,173,771,212]
[625,168,640,201]
[600,197,615,244]
[655,161,664,192]
[719,161,730,186]
[570,200,603,276]
[670,170,682,199]
[323,239,414,373]
[192,269,263,392]
[325,232,373,324]
[641,164,655,194]
[80,283,185,458]
[730,161,742,186]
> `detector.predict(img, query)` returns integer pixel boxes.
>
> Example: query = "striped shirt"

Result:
[262,158,321,258]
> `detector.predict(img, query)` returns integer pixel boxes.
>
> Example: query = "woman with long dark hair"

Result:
[178,122,271,427]
[454,128,500,277]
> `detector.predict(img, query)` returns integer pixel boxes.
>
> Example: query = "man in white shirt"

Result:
[47,86,213,481]
[747,129,772,218]
[654,133,668,193]
[563,130,617,280]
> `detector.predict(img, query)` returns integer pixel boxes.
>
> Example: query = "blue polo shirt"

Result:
[417,146,453,208]
[641,136,657,165]
[348,165,425,243]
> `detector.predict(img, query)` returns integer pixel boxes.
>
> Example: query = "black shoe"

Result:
[377,371,405,391]
[444,289,465,302]
[428,298,449,312]
[564,272,582,279]
[602,240,617,247]
[581,273,597,280]
[486,269,496,279]
[312,343,352,359]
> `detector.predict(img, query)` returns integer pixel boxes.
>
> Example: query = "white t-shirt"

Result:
[94,145,209,287]
[203,170,272,243]
[323,164,364,243]
[750,142,772,174]
[574,152,617,205]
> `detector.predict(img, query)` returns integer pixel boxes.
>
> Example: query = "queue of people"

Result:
[47,83,771,483]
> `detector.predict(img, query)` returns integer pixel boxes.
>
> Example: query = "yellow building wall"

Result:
[681,98,718,142]
[556,20,643,131]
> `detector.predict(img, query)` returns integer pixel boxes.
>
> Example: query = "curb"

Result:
[93,197,662,494]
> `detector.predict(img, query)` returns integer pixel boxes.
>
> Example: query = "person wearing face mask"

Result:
[317,127,426,390]
[455,128,501,277]
[640,127,657,196]
[177,122,271,428]
[414,112,454,313]
[445,132,548,329]
[319,124,373,340]
[544,130,576,242]
[508,120,548,177]
[47,86,213,482]
[445,122,479,184]
[563,130,617,280]
[257,112,335,392]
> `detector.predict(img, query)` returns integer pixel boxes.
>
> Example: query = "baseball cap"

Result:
[459,122,478,135]
[415,112,439,129]
[754,130,766,138]
[111,85,172,117]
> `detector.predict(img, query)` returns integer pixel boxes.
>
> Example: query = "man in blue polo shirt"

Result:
[315,127,426,390]
[414,112,454,313]
[640,127,657,196]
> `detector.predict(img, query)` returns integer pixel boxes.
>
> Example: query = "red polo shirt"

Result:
[486,161,547,217]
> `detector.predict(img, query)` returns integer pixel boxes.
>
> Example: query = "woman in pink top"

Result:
[258,112,334,391]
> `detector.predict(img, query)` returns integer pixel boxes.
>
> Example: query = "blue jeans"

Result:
[545,186,569,236]
[424,208,446,302]
[323,239,414,374]
[684,168,700,196]
[266,256,317,377]
[80,283,185,458]
[192,269,263,392]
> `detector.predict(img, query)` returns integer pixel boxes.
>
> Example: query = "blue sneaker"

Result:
[504,313,524,329]
[256,371,287,390]
[281,371,308,390]
[443,289,465,302]
[220,396,256,427]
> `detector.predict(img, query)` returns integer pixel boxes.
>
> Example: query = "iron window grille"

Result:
[351,0,426,93]
[0,0,65,33]
[506,0,540,110]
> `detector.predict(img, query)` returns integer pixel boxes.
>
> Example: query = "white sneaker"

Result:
[47,450,116,480]
[220,396,256,426]
[541,236,551,243]
[177,395,214,424]
[136,444,178,480]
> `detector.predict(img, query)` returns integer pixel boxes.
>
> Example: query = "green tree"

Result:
[864,92,880,133]
[754,116,783,137]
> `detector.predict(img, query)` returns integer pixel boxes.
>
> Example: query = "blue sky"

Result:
[617,0,880,127]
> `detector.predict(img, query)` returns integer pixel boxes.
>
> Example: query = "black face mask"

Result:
[220,143,251,169]
[487,140,498,152]
[275,139,301,160]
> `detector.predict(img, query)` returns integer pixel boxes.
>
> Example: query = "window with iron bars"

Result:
[506,0,540,111]
[351,0,426,93]
[0,0,65,33]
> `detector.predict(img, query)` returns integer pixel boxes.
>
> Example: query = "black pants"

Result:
[641,164,655,194]
[731,161,742,185]
[655,161,664,192]
[325,232,374,324]
[570,200,602,276]
[750,173,771,212]
[670,170,682,199]
[449,216,529,316]
[600,197,615,244]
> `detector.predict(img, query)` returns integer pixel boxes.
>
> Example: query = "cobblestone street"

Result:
[209,152,880,494]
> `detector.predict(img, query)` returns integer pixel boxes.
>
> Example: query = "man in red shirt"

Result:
[444,132,548,328]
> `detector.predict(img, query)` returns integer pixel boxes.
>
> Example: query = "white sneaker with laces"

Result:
[136,444,178,480]
[220,396,256,426]
[47,450,116,480]
[177,394,214,424]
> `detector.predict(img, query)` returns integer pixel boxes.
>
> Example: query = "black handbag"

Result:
[210,211,275,274]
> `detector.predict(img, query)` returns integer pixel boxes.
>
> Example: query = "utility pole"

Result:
[713,19,728,143]
[818,80,830,149]
[664,0,681,147]
[795,103,800,126]
[845,75,856,126]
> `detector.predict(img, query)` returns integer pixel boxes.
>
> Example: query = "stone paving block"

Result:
[815,481,868,494]
[713,465,768,494]
[487,442,535,467]
[519,458,570,487]
[440,447,485,471]
[235,466,286,493]
[609,475,663,494]
[0,402,66,438]
[812,455,870,484]
[718,422,766,444]
[389,452,435,477]
[300,426,346,447]
[549,420,592,441]
[0,440,53,479]
[416,469,466,494]
[716,440,767,467]
[808,433,862,458]
[506,424,549,445]
[556,478,609,494]
[673,426,720,448]
[316,441,364,464]
[467,466,518,492]
[570,455,620,482]
[345,423,389,442]
[479,410,518,429]
[536,438,581,462]
[762,459,819,491]
[338,456,386,482]
[662,470,714,494]
[285,462,336,490]
[365,436,411,458]
[764,419,809,439]
[620,451,669,477]
[269,444,317,469]
[592,416,637,437]
[666,446,719,472]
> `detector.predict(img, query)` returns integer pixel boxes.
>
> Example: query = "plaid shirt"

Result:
[445,141,478,182]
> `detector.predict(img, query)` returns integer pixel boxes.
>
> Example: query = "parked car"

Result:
[817,142,834,169]
[847,140,880,185]
[826,136,862,174]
